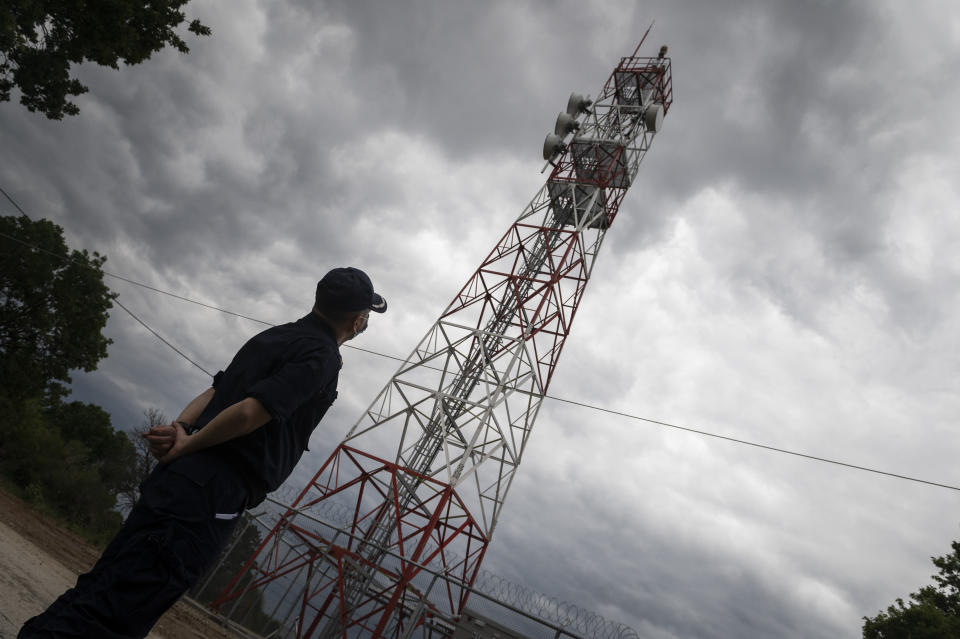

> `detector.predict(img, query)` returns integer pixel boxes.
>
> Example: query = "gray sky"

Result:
[3,1,960,637]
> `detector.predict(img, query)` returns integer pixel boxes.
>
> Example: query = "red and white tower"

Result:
[213,35,673,639]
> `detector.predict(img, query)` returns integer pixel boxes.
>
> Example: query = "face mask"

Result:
[355,316,368,336]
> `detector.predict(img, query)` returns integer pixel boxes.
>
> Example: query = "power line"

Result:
[0,185,31,218]
[333,345,960,492]
[544,395,960,493]
[102,272,273,326]
[2,225,439,363]
[1,195,216,378]
[4,190,958,493]
[112,297,213,377]
[0,228,273,326]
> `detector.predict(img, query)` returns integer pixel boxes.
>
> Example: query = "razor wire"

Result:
[468,571,640,639]
[250,489,641,639]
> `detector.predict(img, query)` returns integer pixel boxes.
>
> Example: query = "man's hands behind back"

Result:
[142,423,177,461]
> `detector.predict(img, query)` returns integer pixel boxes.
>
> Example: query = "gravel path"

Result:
[0,488,239,639]
[0,518,171,638]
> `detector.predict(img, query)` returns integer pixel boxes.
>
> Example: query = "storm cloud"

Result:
[3,2,960,637]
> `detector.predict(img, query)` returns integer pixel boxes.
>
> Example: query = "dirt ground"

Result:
[0,487,244,639]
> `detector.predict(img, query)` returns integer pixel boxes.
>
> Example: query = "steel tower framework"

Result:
[213,36,673,639]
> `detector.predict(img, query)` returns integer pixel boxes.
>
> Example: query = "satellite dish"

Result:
[554,112,579,136]
[542,133,565,161]
[565,93,592,116]
[642,104,664,133]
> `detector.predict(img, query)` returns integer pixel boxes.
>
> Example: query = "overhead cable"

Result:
[3,189,958,493]
[0,228,272,327]
[1,195,214,378]
[545,395,960,493]
[0,185,31,218]
[112,298,213,377]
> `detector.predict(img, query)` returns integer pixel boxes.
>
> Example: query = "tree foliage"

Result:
[1,0,211,119]
[0,215,115,399]
[0,214,134,544]
[0,396,137,544]
[863,540,960,638]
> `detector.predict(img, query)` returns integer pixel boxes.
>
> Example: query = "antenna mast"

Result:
[214,37,673,639]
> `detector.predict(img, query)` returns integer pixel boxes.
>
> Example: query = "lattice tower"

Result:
[213,35,673,639]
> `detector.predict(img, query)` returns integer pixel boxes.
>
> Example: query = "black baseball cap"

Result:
[316,267,387,313]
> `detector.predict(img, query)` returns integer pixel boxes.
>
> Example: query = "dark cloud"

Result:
[3,1,960,638]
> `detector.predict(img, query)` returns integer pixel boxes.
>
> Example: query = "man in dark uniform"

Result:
[19,267,387,639]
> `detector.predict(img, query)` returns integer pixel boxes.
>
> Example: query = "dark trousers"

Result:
[19,451,248,639]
